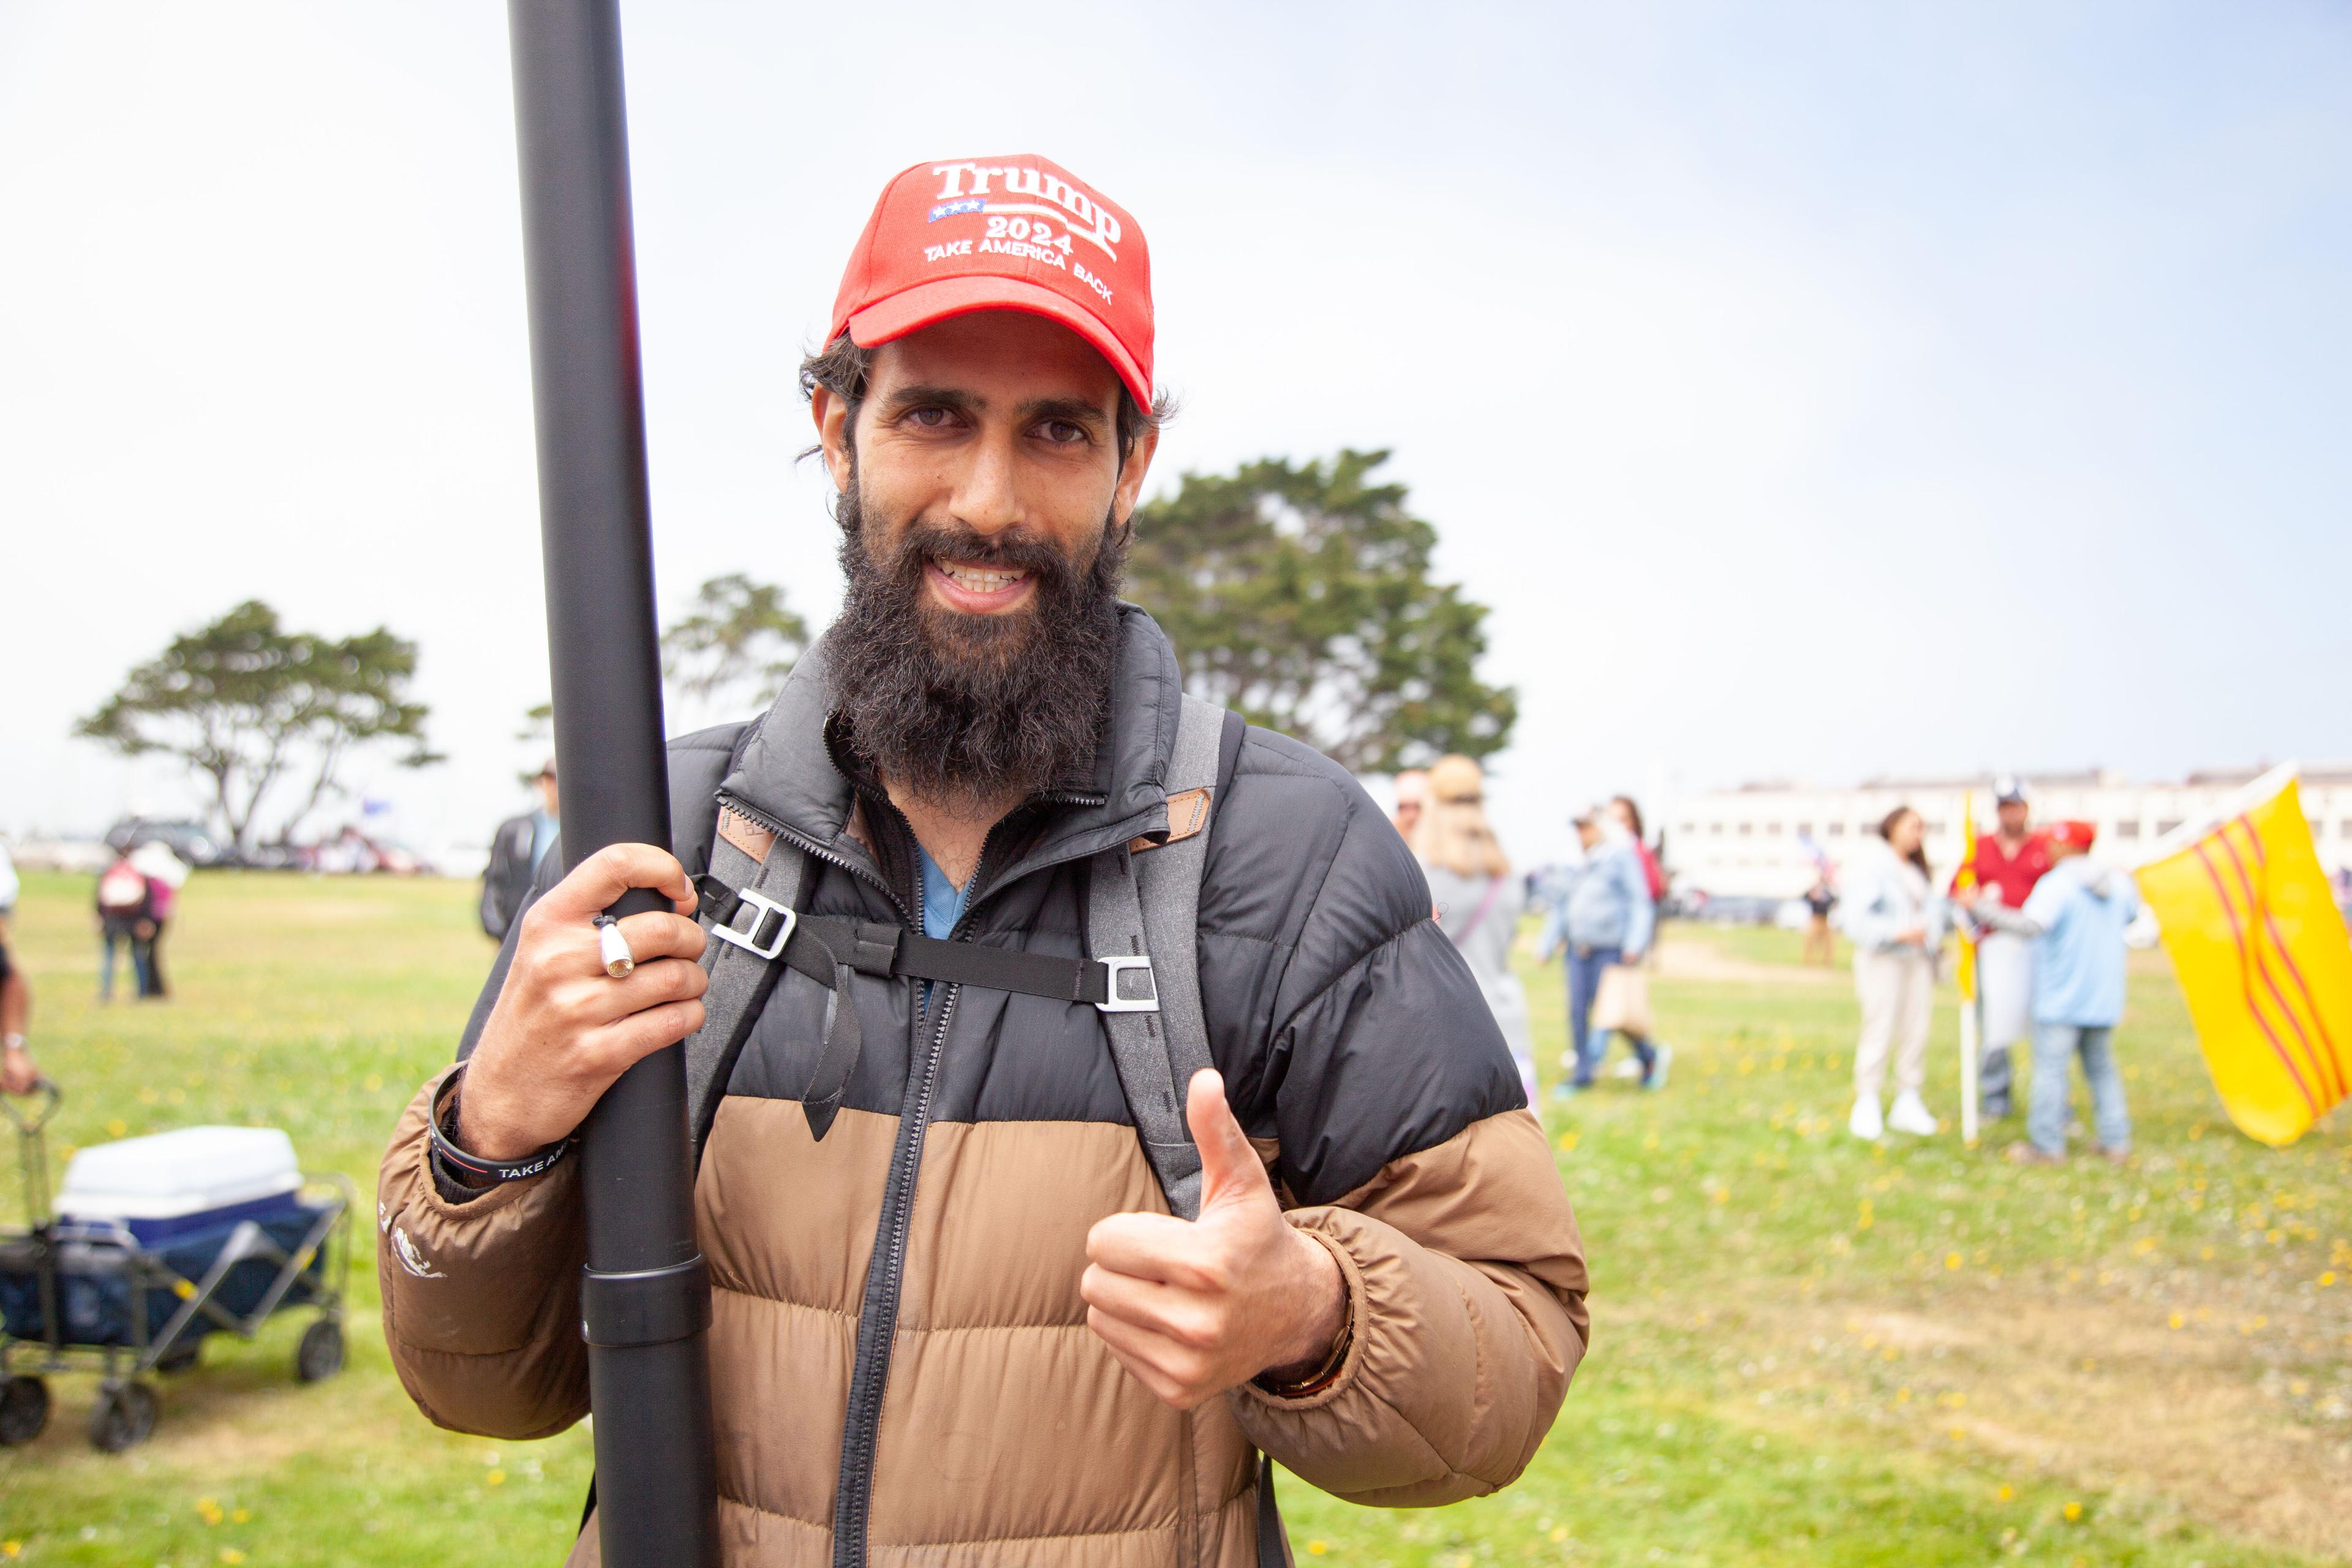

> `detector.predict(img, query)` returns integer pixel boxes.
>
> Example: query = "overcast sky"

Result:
[3,1,2347,868]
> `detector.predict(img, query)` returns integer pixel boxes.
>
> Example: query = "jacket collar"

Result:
[717,603,1186,882]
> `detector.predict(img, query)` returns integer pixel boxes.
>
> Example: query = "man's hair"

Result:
[799,333,1172,467]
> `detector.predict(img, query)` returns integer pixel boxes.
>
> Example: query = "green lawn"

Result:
[1,872,2348,1566]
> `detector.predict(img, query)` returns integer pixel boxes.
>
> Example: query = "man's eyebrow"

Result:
[1015,394,1110,428]
[876,383,984,415]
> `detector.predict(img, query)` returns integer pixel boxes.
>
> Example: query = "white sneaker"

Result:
[1849,1096,1883,1141]
[1886,1092,1939,1136]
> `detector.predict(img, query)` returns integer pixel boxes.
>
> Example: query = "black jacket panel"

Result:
[459,606,1523,1205]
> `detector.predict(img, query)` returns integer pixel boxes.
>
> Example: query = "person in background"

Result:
[130,839,188,999]
[480,759,561,941]
[1839,805,1945,1140]
[1967,820,2144,1164]
[1801,873,1839,965]
[1414,755,1538,1102]
[95,846,158,1001]
[1608,796,1667,906]
[1540,805,1665,1095]
[1953,777,2050,1121]
[1390,767,1430,844]
[0,842,34,1095]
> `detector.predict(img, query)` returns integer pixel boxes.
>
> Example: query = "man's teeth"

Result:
[938,562,1028,592]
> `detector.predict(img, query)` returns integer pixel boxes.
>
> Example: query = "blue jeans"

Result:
[1567,945,1653,1086]
[100,929,154,1000]
[2029,1022,2130,1155]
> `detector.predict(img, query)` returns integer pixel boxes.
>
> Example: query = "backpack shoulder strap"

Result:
[1087,693,1238,1221]
[682,803,805,1169]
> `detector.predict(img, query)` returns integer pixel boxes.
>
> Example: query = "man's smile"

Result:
[925,557,1037,614]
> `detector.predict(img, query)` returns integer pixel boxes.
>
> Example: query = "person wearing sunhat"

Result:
[1954,775,2052,1119]
[379,154,1586,1566]
[1965,819,2144,1163]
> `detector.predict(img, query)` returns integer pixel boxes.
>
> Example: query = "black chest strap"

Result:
[694,876,1162,1012]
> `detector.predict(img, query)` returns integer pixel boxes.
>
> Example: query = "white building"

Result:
[1669,765,2352,900]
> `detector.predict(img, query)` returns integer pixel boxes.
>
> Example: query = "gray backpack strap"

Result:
[684,805,805,1167]
[1088,693,1227,1221]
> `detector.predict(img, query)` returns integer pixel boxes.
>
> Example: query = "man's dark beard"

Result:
[826,476,1128,809]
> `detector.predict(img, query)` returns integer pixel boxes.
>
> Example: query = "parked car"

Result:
[102,820,230,869]
[1682,893,1785,927]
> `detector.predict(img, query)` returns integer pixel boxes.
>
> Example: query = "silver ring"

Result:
[594,915,635,979]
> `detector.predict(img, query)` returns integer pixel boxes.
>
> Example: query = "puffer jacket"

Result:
[377,606,1589,1567]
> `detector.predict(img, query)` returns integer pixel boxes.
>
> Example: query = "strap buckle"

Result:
[1095,955,1160,1013]
[711,888,796,961]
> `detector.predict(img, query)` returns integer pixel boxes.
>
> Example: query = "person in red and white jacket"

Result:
[1954,777,2051,1120]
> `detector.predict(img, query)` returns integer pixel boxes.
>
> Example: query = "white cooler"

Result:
[56,1126,306,1245]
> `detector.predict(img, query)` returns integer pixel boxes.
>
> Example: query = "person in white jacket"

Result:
[1838,805,1947,1140]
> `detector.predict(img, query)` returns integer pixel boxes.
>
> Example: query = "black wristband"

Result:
[429,1068,573,1185]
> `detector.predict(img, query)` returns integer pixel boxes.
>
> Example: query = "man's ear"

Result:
[1110,423,1160,527]
[812,385,854,493]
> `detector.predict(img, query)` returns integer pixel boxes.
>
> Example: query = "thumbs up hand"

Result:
[1082,1069,1348,1410]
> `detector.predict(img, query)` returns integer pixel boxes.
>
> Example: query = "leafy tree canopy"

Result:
[76,600,438,853]
[1126,450,1515,772]
[661,572,810,725]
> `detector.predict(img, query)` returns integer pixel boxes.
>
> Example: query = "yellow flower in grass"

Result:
[2063,1501,2083,1522]
[1996,1484,2014,1501]
[1307,1544,1329,1558]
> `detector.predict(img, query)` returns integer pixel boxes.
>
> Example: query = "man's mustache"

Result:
[881,518,1088,587]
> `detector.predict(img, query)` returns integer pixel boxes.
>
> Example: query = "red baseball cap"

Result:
[2045,820,2097,851]
[827,155,1153,408]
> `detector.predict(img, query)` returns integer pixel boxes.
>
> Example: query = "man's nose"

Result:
[951,429,1023,536]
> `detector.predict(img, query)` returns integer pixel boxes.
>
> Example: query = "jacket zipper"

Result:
[724,786,1129,1564]
[824,801,1027,1566]
[715,790,916,927]
[830,982,958,1566]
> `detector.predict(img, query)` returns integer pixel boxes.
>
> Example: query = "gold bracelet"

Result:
[1254,1310,1353,1400]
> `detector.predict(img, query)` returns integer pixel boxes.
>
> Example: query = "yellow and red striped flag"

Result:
[2136,767,2352,1145]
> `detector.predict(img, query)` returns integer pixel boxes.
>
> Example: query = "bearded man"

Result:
[377,155,1587,1568]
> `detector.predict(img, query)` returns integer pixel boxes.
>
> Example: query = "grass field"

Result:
[0,870,2347,1566]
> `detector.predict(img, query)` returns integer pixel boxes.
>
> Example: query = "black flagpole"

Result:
[505,2,719,1562]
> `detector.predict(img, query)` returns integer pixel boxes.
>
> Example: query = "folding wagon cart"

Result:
[0,1084,353,1450]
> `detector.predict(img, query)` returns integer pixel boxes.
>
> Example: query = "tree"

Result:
[1126,450,1515,772]
[76,600,439,853]
[660,573,809,723]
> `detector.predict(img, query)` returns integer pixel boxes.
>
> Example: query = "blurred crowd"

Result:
[1392,766,2154,1168]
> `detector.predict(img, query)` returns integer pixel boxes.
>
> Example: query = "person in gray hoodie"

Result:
[1414,755,1538,1104]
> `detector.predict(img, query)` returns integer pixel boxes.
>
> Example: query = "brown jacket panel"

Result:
[376,1069,589,1440]
[567,1488,1267,1568]
[1235,1109,1585,1506]
[699,1097,887,1315]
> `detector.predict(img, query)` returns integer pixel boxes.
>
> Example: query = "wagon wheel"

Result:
[89,1382,157,1453]
[295,1318,345,1383]
[0,1375,48,1446]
